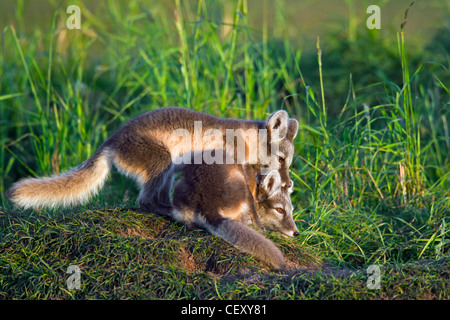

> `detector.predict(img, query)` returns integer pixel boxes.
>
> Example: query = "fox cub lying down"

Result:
[170,155,299,270]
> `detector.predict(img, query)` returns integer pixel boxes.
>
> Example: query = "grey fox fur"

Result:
[171,155,299,270]
[6,107,298,213]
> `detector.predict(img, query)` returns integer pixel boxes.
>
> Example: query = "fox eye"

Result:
[278,156,285,163]
[276,208,285,214]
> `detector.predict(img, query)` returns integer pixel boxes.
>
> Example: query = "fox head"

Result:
[255,170,300,237]
[260,111,298,187]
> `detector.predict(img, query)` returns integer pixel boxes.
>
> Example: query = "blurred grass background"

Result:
[0,0,449,298]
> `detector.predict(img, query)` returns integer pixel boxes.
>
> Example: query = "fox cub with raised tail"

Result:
[171,157,300,270]
[7,107,298,214]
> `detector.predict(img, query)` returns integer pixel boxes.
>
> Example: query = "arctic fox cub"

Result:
[171,156,299,269]
[7,107,298,214]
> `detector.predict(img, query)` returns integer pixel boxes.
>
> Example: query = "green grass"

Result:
[0,0,449,299]
[1,207,448,299]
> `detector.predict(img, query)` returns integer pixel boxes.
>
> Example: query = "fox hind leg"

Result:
[138,163,174,216]
[112,135,174,215]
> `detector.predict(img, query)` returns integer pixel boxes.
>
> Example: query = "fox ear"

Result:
[264,110,289,141]
[288,179,294,194]
[260,170,282,197]
[286,119,299,141]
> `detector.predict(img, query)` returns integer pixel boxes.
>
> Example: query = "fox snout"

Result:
[289,229,300,237]
[274,209,300,238]
[281,226,300,238]
[262,215,300,238]
[278,214,300,238]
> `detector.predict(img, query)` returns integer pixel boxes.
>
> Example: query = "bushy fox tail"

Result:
[208,219,286,270]
[6,148,113,210]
